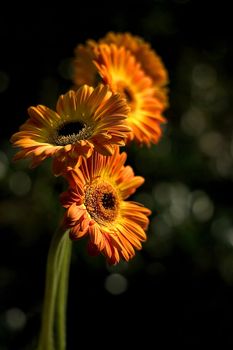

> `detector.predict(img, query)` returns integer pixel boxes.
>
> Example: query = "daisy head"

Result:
[10,84,131,175]
[61,147,151,264]
[93,44,166,145]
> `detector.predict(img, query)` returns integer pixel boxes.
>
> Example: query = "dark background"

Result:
[1,0,233,348]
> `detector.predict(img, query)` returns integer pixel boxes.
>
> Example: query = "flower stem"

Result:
[55,235,72,350]
[37,228,70,350]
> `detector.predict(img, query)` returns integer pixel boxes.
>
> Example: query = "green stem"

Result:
[55,235,72,350]
[37,228,70,350]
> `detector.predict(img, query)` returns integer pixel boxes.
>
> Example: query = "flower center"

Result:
[123,87,134,103]
[84,182,120,225]
[58,121,84,137]
[51,121,93,146]
[116,82,136,110]
[102,193,116,209]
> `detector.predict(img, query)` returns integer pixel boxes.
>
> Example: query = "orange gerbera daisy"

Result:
[73,31,168,106]
[93,44,166,145]
[10,84,130,175]
[61,147,151,264]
